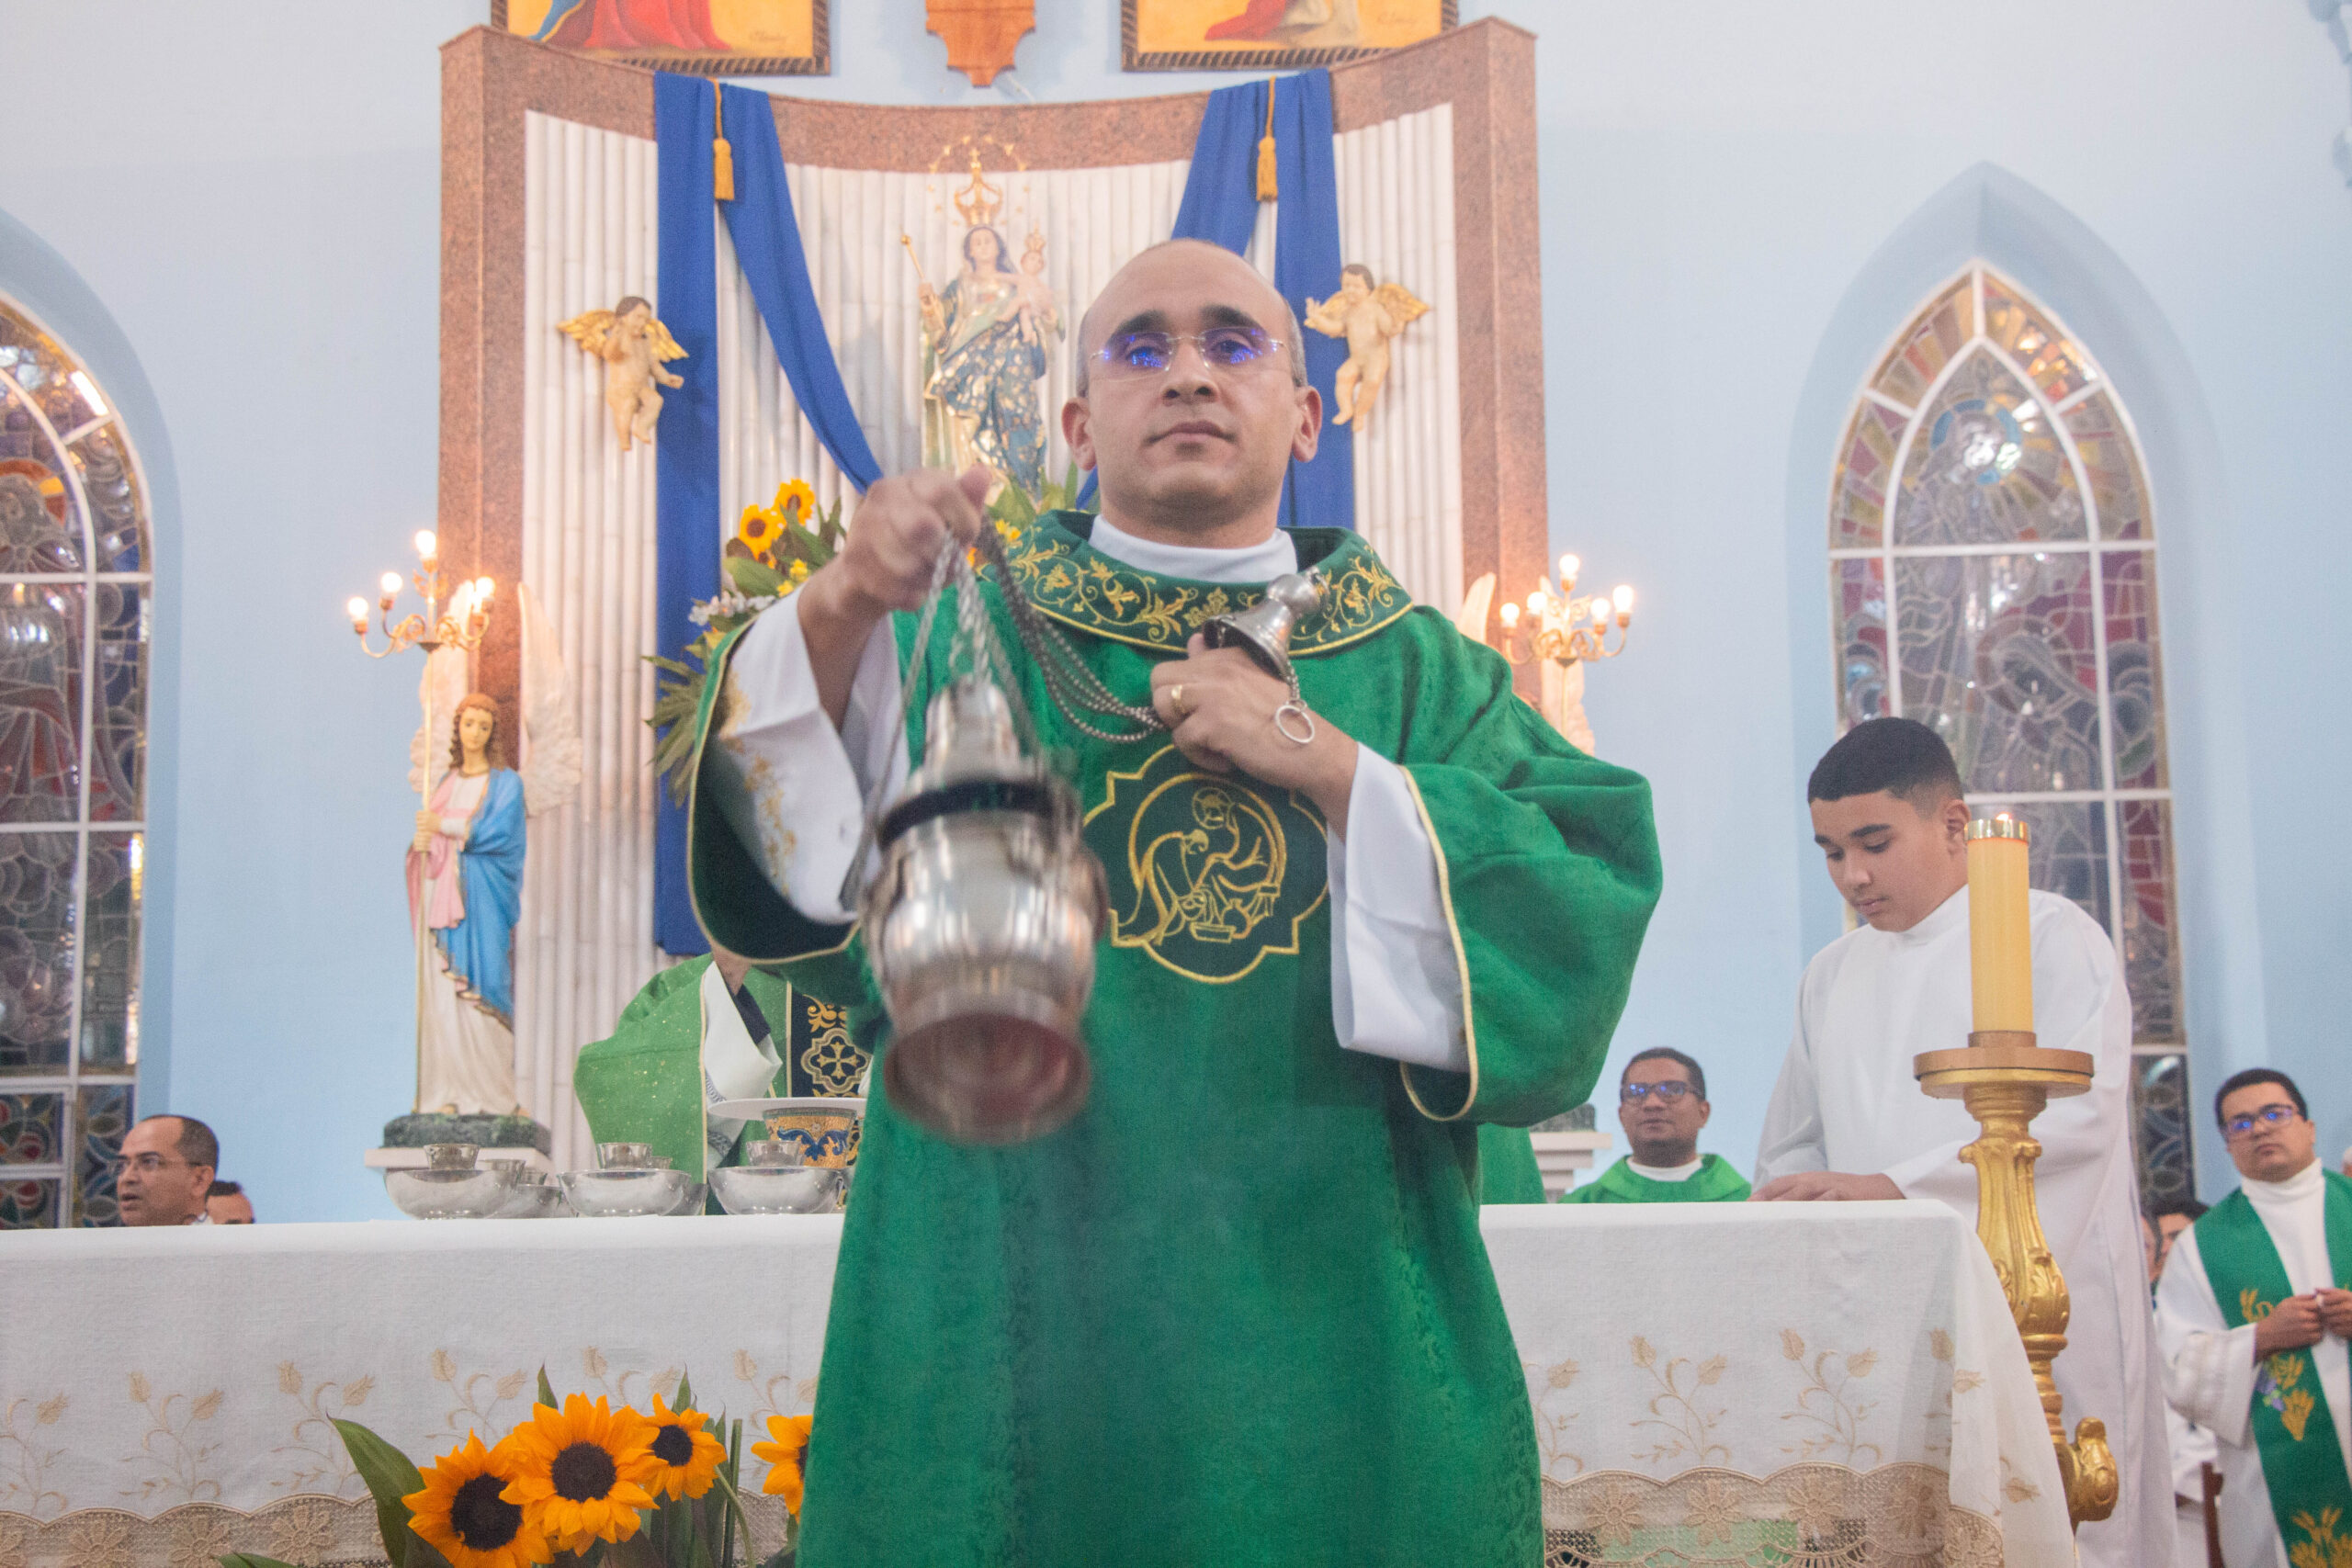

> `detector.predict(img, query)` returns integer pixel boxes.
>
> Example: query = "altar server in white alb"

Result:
[1753,717,2173,1568]
[2155,1068,2352,1568]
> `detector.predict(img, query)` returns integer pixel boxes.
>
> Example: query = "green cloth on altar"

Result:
[1479,1123,1549,1202]
[572,956,802,1179]
[2194,1168,2352,1553]
[1559,1153,1751,1204]
[687,513,1661,1567]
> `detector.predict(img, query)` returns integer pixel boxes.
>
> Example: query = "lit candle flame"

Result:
[1498,602,1521,627]
[1557,552,1580,583]
[413,529,438,560]
[473,576,496,602]
[345,596,368,623]
[379,570,401,596]
[1611,584,1634,615]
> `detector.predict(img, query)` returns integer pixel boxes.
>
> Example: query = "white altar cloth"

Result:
[0,1201,2073,1565]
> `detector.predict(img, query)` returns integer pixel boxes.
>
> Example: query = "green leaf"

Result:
[816,497,843,550]
[725,556,787,598]
[332,1418,424,1568]
[538,1364,559,1411]
[988,480,1038,530]
[675,1368,695,1413]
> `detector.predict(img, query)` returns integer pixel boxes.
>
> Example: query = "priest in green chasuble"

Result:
[2156,1068,2352,1568]
[1560,1047,1750,1204]
[686,240,1661,1565]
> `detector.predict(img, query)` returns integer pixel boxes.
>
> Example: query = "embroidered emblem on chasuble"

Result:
[798,997,865,1096]
[1084,744,1327,983]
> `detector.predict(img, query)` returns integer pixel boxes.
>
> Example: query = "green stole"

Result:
[2194,1168,2352,1552]
[1559,1153,1751,1204]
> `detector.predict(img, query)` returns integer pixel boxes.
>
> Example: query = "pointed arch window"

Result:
[1827,263,2189,1206]
[0,293,148,1228]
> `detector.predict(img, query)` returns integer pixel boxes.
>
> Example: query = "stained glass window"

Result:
[0,293,145,1227]
[1827,265,2189,1209]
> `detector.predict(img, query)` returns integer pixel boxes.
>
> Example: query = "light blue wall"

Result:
[0,0,2343,1217]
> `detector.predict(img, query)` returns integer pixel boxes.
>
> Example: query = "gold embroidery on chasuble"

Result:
[1084,745,1327,984]
[983,520,1414,654]
[798,998,865,1096]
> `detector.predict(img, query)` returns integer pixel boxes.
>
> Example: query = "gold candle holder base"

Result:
[1916,1030,2119,1529]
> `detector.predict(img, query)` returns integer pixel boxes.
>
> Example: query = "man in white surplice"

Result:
[1754,716,2174,1568]
[2155,1068,2352,1568]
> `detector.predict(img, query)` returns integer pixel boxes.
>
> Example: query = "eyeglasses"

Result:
[114,1153,189,1175]
[1091,327,1287,379]
[2224,1103,2301,1139]
[1620,1081,1694,1104]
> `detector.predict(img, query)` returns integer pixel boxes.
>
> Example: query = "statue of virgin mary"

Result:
[404,692,526,1114]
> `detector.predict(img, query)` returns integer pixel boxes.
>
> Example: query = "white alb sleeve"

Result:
[701,602,906,926]
[1329,749,1468,1072]
[2154,1226,2259,1448]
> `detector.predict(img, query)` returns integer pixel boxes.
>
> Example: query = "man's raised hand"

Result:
[1750,1171,1904,1202]
[797,466,992,726]
[1148,633,1359,835]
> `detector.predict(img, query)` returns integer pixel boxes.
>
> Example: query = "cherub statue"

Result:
[558,295,687,453]
[1303,265,1430,430]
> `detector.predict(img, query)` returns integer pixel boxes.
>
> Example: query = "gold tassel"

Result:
[1255,77,1278,202]
[712,91,735,202]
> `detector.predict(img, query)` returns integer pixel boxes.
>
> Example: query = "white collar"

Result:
[2245,1156,2325,1207]
[1087,513,1297,585]
[1627,1156,1704,1182]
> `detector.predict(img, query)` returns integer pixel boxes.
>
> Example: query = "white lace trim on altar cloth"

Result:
[0,1493,798,1568]
[1543,1463,2007,1568]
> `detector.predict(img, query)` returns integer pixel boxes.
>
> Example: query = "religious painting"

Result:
[1122,0,1455,71]
[492,0,830,75]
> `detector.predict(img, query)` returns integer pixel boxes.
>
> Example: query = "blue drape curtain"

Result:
[653,74,885,953]
[1080,70,1353,532]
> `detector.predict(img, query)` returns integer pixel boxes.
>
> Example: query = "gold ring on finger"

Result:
[1170,683,1189,718]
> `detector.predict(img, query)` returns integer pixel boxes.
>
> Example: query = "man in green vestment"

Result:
[1559,1047,1749,1204]
[2155,1067,2352,1568]
[686,240,1661,1565]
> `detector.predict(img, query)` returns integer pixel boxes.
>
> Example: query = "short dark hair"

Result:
[135,1113,219,1170]
[1623,1047,1706,1102]
[2152,1197,2208,1223]
[2214,1068,2307,1127]
[1807,717,1965,807]
[207,1179,243,1199]
[1341,263,1374,287]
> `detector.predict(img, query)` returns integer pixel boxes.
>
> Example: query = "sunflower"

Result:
[401,1432,551,1568]
[736,503,780,558]
[643,1392,727,1502]
[770,477,817,527]
[499,1393,661,1554]
[752,1413,814,1513]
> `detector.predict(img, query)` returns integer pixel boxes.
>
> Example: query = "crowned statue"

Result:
[404,692,527,1116]
[908,156,1060,498]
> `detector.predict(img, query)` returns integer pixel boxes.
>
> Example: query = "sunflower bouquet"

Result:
[217,1369,813,1568]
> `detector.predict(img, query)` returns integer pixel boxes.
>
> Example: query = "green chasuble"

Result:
[687,513,1661,1567]
[572,957,857,1179]
[1479,1123,1550,1203]
[1558,1153,1751,1204]
[2192,1170,2352,1553]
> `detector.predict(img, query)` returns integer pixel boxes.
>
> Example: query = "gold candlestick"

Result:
[1914,814,2118,1528]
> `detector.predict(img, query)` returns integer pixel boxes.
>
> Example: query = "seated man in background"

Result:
[2156,1069,2352,1568]
[205,1179,254,1224]
[2147,1199,2217,1567]
[2151,1197,2207,1283]
[116,1113,219,1226]
[1561,1047,1748,1203]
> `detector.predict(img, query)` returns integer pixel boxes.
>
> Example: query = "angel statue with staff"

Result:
[405,691,527,1114]
[559,295,687,454]
[903,155,1060,498]
[1304,264,1430,430]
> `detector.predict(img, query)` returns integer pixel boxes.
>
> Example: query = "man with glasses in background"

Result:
[1561,1047,1749,1203]
[681,238,1662,1567]
[2156,1068,2352,1568]
[115,1113,219,1226]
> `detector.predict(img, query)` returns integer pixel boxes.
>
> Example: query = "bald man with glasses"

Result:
[682,239,1661,1568]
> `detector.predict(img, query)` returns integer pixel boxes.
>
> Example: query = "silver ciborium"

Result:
[862,675,1105,1145]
